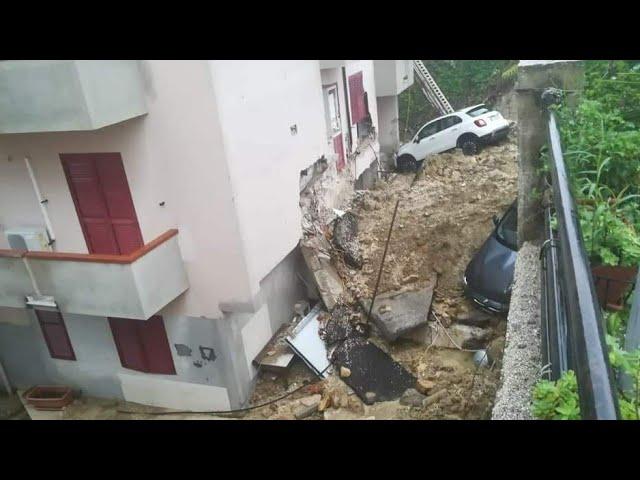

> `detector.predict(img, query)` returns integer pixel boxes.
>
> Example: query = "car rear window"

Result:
[467,106,490,117]
[496,203,518,250]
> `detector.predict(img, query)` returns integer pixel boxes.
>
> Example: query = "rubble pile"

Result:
[332,212,363,269]
[337,138,518,303]
[246,134,517,420]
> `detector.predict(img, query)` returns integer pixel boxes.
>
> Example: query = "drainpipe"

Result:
[25,157,55,249]
[22,254,57,308]
[22,257,41,297]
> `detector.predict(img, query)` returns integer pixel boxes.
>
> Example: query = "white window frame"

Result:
[323,84,341,138]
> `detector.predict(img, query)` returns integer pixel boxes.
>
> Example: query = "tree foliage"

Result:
[584,60,640,125]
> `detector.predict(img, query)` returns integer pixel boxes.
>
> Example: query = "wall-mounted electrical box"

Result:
[4,227,50,251]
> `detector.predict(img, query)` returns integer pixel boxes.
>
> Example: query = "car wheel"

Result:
[461,137,480,156]
[396,154,417,172]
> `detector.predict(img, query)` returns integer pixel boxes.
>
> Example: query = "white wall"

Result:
[208,60,328,294]
[0,60,377,322]
[0,306,240,409]
[0,60,147,134]
[377,95,400,153]
[0,60,254,319]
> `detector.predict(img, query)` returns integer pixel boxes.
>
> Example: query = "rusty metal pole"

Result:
[367,199,400,320]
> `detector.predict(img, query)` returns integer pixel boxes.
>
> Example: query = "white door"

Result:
[438,115,463,150]
[414,119,446,159]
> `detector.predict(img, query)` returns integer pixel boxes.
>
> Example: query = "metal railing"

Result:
[540,108,619,419]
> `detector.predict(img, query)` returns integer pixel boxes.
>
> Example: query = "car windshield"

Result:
[467,106,490,117]
[496,204,517,249]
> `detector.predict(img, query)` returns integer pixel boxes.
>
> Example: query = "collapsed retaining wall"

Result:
[492,241,542,420]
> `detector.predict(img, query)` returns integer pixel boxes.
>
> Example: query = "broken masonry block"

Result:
[300,236,345,311]
[359,281,435,342]
[333,211,363,269]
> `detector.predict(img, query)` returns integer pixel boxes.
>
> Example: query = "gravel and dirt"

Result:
[245,133,518,420]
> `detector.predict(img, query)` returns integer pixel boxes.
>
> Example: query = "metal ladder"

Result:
[413,60,454,115]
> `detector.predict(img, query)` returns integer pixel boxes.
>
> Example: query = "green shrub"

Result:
[606,335,640,420]
[532,370,581,420]
[534,61,640,420]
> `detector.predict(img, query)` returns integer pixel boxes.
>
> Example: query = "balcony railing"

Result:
[0,229,188,320]
[540,108,619,419]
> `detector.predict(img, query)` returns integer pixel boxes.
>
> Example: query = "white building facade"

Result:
[0,60,412,410]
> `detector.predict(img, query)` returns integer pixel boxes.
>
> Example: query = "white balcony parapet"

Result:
[373,60,415,97]
[0,60,147,134]
[319,60,346,69]
[0,230,188,320]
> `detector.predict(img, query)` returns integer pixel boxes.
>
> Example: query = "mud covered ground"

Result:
[245,134,518,420]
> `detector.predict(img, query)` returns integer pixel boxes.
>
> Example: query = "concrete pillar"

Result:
[376,95,400,155]
[515,60,584,246]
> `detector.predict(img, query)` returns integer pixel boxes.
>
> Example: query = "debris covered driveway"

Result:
[247,136,518,420]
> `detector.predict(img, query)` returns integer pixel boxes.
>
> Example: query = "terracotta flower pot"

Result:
[591,265,638,311]
[24,385,74,411]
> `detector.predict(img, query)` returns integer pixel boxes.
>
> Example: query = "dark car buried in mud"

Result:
[463,200,518,314]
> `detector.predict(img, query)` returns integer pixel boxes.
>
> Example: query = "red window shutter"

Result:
[109,317,147,372]
[60,153,144,255]
[348,71,366,124]
[36,310,76,361]
[109,316,175,375]
[140,316,176,375]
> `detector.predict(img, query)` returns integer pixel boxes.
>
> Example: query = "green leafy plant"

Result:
[532,370,581,420]
[606,335,640,420]
[533,60,640,420]
[604,308,631,341]
[584,60,640,126]
[579,203,640,266]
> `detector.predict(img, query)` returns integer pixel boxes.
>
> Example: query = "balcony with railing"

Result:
[0,229,188,320]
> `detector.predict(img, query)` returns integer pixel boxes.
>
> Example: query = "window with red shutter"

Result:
[109,316,176,375]
[36,310,76,361]
[348,71,366,125]
[60,153,144,256]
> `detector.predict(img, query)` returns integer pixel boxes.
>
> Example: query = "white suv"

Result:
[394,104,510,171]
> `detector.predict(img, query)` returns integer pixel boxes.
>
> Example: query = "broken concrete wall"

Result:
[377,95,400,154]
[300,235,345,311]
[492,241,542,420]
[354,158,380,191]
[492,88,518,123]
[516,60,585,246]
[225,245,310,407]
[300,154,357,230]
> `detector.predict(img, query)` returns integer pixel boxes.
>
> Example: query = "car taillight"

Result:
[474,119,487,127]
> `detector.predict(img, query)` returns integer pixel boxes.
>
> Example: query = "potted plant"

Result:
[582,194,640,310]
[23,385,74,411]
